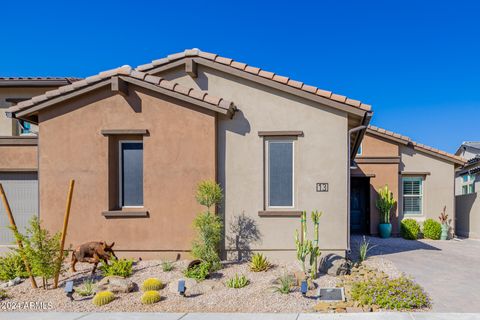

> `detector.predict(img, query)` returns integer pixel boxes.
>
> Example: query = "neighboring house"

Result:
[455,154,480,238]
[455,141,480,160]
[0,77,79,246]
[351,126,465,236]
[6,50,372,260]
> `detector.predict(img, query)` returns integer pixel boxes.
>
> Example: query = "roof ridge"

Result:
[135,49,371,112]
[7,65,234,115]
[367,125,465,163]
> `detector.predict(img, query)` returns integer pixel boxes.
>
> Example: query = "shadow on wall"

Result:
[226,212,262,262]
[349,235,441,260]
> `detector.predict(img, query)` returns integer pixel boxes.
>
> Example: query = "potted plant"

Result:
[376,185,396,238]
[439,206,450,240]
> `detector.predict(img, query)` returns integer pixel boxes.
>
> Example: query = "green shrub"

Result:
[225,274,249,288]
[99,258,134,278]
[161,261,174,272]
[142,278,163,291]
[92,291,115,306]
[401,219,420,240]
[0,252,29,281]
[249,253,271,272]
[351,276,430,310]
[192,180,223,271]
[12,216,68,289]
[0,289,9,300]
[423,219,442,240]
[183,261,211,281]
[76,279,95,297]
[271,274,294,294]
[141,290,161,304]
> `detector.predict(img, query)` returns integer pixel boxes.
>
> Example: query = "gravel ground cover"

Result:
[2,252,403,313]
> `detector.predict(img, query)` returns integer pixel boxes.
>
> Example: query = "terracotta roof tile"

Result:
[367,125,465,164]
[244,66,261,75]
[135,49,372,112]
[215,56,233,66]
[258,70,275,79]
[7,65,235,116]
[230,61,247,70]
[273,75,289,84]
[287,79,303,89]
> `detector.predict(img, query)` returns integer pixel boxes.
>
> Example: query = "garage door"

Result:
[0,172,38,245]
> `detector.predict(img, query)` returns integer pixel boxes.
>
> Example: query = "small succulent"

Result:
[92,291,115,306]
[77,279,95,297]
[271,274,294,294]
[141,290,161,304]
[161,261,174,272]
[142,278,163,291]
[0,289,9,300]
[225,274,249,289]
[249,253,271,272]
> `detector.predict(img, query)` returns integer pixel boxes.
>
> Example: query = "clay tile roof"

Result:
[6,65,235,116]
[136,49,372,112]
[367,125,465,164]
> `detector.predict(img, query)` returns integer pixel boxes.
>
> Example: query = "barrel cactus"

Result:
[92,291,115,306]
[142,278,163,291]
[141,290,161,304]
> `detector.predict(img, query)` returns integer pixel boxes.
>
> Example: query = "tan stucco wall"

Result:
[455,193,480,238]
[37,85,217,258]
[399,145,456,230]
[356,133,400,234]
[157,65,350,260]
[0,145,37,170]
[0,88,46,135]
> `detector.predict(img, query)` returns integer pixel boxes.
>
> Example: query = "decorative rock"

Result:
[293,271,306,286]
[319,254,352,276]
[96,276,135,293]
[1,277,23,288]
[313,302,332,312]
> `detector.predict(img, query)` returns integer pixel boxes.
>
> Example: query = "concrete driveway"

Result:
[351,236,480,312]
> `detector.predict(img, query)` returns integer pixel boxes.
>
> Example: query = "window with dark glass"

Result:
[119,141,143,207]
[267,140,294,207]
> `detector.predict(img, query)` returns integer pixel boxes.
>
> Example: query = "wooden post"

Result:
[0,183,38,288]
[53,179,75,289]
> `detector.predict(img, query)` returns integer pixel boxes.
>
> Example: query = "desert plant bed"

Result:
[0,257,423,313]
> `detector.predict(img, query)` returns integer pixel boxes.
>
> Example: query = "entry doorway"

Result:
[350,177,370,234]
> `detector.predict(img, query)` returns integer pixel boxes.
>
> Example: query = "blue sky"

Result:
[2,0,479,153]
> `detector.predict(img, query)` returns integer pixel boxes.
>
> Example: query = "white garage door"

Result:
[0,172,38,245]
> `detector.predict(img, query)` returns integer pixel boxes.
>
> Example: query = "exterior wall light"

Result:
[64,280,75,301]
[178,279,186,296]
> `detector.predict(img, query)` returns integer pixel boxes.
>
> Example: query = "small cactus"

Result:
[92,291,115,306]
[141,290,161,304]
[142,278,163,291]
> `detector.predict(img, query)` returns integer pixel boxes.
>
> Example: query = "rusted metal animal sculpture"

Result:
[71,241,117,274]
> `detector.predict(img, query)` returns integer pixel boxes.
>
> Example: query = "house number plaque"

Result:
[316,183,328,192]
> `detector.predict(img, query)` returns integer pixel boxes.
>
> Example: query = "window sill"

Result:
[258,210,302,217]
[102,210,149,218]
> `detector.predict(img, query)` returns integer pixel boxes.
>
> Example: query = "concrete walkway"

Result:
[351,236,480,312]
[2,313,480,320]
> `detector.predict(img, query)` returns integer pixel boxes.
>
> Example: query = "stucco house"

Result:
[352,126,465,236]
[0,49,464,260]
[455,143,480,238]
[0,77,80,245]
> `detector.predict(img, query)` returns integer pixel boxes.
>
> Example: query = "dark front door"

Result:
[350,177,370,234]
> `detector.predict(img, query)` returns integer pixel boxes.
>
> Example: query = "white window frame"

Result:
[461,174,476,195]
[265,139,295,209]
[402,176,423,216]
[119,140,144,209]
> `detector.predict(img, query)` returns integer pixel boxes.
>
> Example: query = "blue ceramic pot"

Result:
[378,223,392,238]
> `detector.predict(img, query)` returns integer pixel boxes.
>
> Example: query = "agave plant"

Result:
[249,253,271,272]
